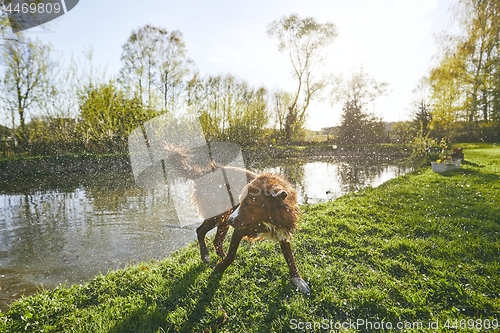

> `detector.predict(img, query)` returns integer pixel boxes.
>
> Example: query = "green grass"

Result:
[1,144,499,332]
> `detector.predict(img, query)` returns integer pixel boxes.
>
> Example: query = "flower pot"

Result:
[431,159,461,173]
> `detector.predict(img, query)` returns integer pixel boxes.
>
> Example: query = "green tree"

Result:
[453,0,499,122]
[23,116,79,155]
[429,0,500,139]
[390,121,414,144]
[226,86,269,145]
[267,14,337,143]
[411,77,432,136]
[78,81,155,153]
[0,33,58,144]
[192,73,269,145]
[333,68,388,144]
[337,100,386,144]
[428,55,461,138]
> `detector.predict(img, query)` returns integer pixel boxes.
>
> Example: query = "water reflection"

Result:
[249,157,412,203]
[0,158,411,311]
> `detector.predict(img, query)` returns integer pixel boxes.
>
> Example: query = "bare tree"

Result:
[120,25,159,109]
[120,25,194,113]
[267,14,337,142]
[270,89,292,133]
[411,77,432,136]
[157,30,194,113]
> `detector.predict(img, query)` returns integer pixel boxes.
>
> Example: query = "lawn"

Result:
[1,143,499,332]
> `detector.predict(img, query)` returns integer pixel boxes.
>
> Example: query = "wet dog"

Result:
[218,173,310,293]
[163,145,310,293]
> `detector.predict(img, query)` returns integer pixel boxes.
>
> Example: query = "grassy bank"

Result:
[1,144,499,332]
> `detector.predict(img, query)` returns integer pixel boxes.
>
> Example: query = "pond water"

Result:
[0,156,411,311]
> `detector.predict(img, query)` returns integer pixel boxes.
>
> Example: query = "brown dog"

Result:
[218,173,311,293]
[163,145,310,293]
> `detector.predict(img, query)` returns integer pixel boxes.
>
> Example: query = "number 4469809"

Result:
[444,319,498,330]
[4,2,62,14]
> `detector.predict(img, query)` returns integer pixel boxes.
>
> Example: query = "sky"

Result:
[11,0,458,130]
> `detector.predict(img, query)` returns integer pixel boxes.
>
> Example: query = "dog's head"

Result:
[227,174,299,233]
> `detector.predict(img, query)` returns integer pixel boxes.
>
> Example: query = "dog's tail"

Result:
[162,143,217,179]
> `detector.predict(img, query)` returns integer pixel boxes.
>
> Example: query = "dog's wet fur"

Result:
[163,144,310,293]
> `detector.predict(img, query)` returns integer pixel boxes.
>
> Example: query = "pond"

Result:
[0,155,411,311]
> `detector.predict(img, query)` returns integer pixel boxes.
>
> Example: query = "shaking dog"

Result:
[163,145,310,293]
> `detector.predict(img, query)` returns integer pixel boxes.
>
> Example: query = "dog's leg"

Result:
[213,228,245,273]
[213,217,230,258]
[196,216,220,263]
[279,240,311,294]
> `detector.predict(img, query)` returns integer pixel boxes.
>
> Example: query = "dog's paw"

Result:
[291,277,311,294]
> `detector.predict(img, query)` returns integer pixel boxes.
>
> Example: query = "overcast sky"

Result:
[16,0,458,130]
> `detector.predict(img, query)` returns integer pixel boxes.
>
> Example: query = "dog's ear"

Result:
[272,190,288,201]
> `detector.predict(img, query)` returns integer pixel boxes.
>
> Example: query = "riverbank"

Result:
[0,154,131,181]
[243,143,411,163]
[1,143,499,332]
[0,143,411,181]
